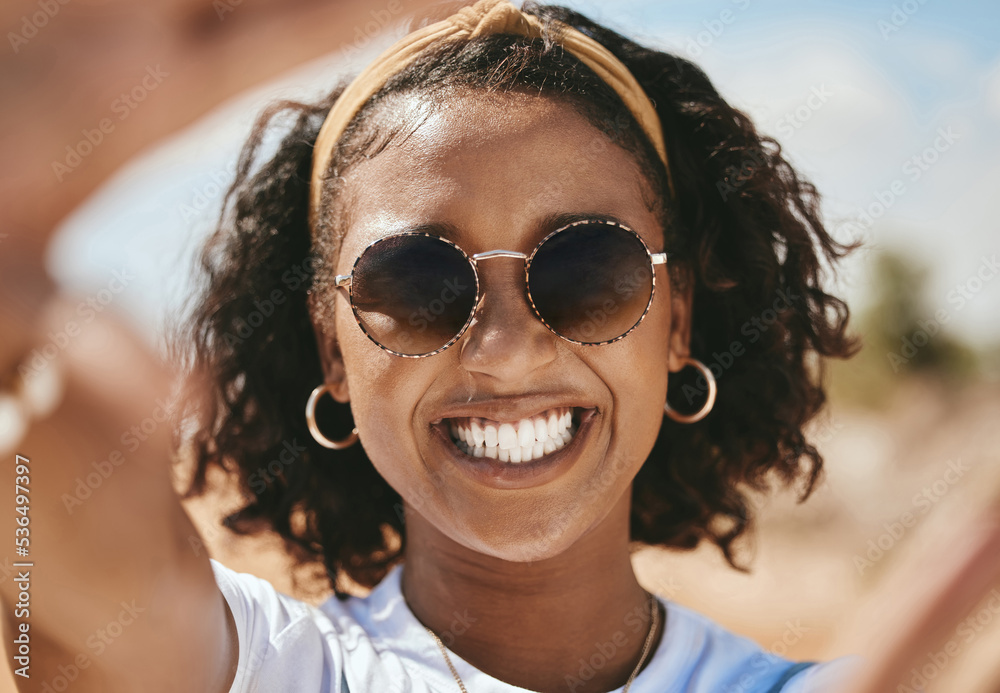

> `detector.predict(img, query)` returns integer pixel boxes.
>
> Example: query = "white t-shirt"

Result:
[212,559,860,693]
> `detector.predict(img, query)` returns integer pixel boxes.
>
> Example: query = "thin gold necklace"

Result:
[424,593,660,693]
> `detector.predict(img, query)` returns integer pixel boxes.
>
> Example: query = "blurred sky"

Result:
[49,0,1000,349]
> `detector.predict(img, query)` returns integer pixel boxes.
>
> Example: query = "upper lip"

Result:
[429,395,597,425]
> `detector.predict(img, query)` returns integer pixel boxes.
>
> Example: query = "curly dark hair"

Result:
[175,2,858,597]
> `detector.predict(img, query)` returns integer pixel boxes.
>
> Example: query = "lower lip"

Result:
[429,408,599,490]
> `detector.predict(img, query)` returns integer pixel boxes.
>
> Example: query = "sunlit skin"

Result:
[310,91,693,693]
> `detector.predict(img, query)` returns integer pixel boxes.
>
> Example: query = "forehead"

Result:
[335,91,662,260]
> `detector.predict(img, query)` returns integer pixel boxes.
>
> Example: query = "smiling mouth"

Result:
[444,407,581,464]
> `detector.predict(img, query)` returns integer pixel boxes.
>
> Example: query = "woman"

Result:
[183,1,859,690]
[5,1,992,692]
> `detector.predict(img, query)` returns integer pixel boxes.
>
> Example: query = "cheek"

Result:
[610,351,667,468]
[608,297,672,466]
[636,310,672,407]
[336,310,423,489]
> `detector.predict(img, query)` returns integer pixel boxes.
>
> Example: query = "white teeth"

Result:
[517,419,534,447]
[498,423,519,450]
[547,411,559,438]
[446,407,581,463]
[471,420,485,446]
[484,424,498,447]
[534,416,548,441]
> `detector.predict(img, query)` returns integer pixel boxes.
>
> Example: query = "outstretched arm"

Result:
[0,253,238,691]
[838,502,1000,693]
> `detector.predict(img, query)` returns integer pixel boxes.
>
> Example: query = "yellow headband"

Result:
[309,0,669,229]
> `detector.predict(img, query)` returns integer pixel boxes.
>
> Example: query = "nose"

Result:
[458,258,558,381]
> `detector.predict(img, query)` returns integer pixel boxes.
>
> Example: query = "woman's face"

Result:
[314,90,691,562]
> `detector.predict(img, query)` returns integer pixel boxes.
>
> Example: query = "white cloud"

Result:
[893,33,979,84]
[695,27,1000,340]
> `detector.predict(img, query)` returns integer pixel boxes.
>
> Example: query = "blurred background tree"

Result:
[831,246,986,409]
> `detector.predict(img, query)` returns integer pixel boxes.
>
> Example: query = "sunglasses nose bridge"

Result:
[467,249,531,313]
[470,249,529,262]
[457,253,560,377]
[464,250,544,335]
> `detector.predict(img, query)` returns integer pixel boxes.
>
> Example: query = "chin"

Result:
[440,495,607,564]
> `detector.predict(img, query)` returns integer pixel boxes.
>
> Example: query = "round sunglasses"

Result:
[333,219,668,357]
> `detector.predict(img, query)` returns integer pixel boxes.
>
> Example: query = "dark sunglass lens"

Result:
[350,235,477,355]
[528,223,655,344]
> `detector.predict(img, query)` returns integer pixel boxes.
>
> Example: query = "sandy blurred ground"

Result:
[3,375,999,692]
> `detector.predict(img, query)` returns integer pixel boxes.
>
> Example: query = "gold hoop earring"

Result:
[664,357,717,424]
[305,383,359,449]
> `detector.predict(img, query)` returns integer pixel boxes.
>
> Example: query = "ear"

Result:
[309,291,351,403]
[666,267,693,373]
